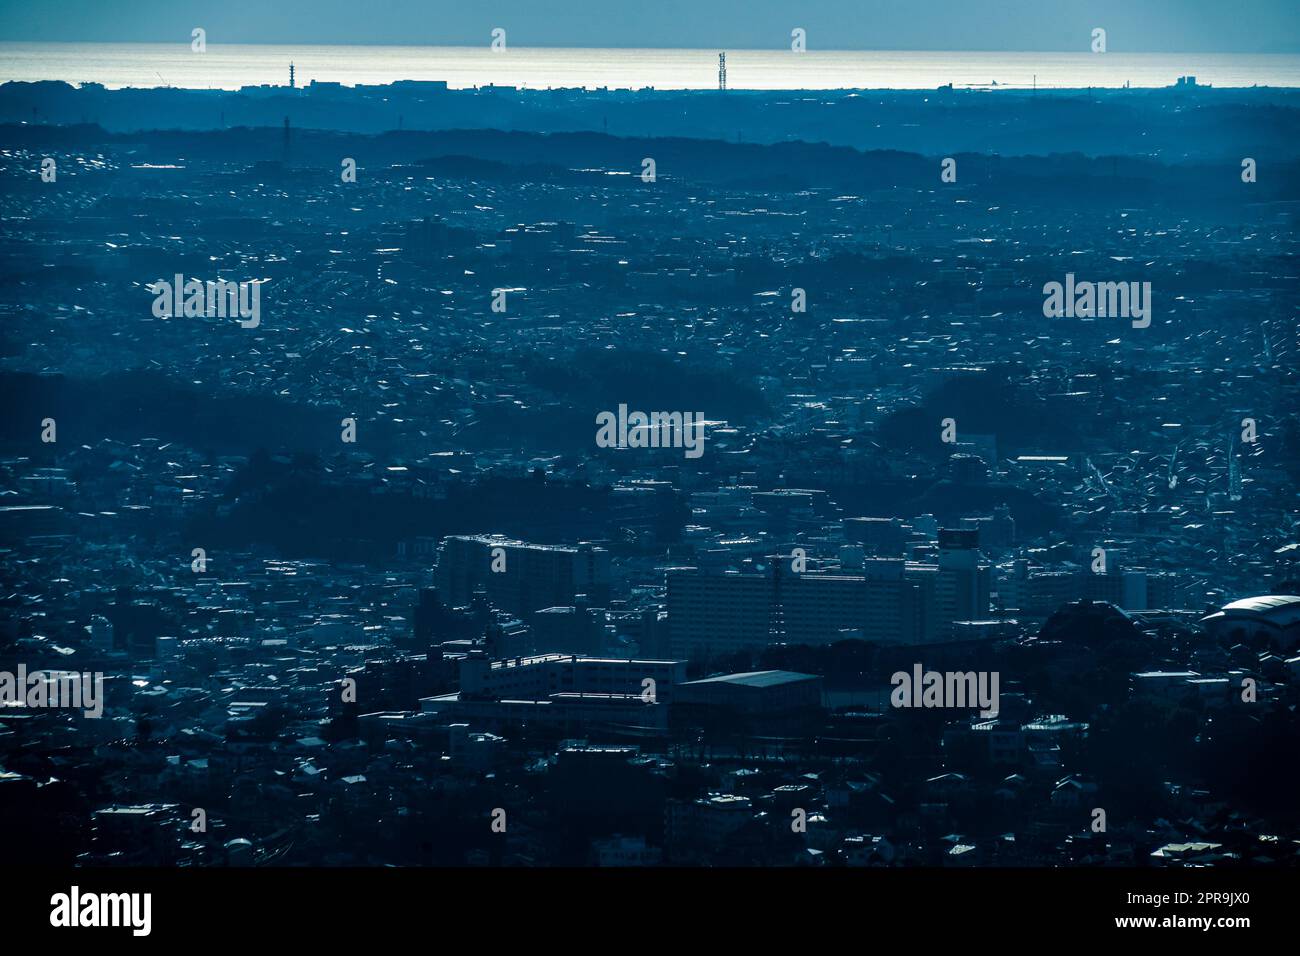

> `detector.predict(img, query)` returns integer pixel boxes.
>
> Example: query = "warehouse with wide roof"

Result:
[1201,595,1300,650]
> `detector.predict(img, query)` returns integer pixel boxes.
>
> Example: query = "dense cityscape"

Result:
[2,51,1299,877]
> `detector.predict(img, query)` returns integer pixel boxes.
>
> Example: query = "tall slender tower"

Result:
[289,62,295,89]
[768,557,786,644]
[718,52,727,91]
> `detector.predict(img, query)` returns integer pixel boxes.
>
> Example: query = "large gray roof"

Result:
[1204,595,1300,627]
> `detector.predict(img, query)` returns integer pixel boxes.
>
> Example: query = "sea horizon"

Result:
[3,41,1300,91]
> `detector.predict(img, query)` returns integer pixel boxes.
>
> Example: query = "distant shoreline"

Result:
[8,79,1300,94]
[3,42,1299,91]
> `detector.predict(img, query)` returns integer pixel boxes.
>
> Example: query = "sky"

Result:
[1,0,1298,53]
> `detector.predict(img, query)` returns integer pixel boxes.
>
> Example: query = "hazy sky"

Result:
[1,0,1298,52]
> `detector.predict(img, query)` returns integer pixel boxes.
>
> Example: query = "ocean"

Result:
[2,42,1300,91]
